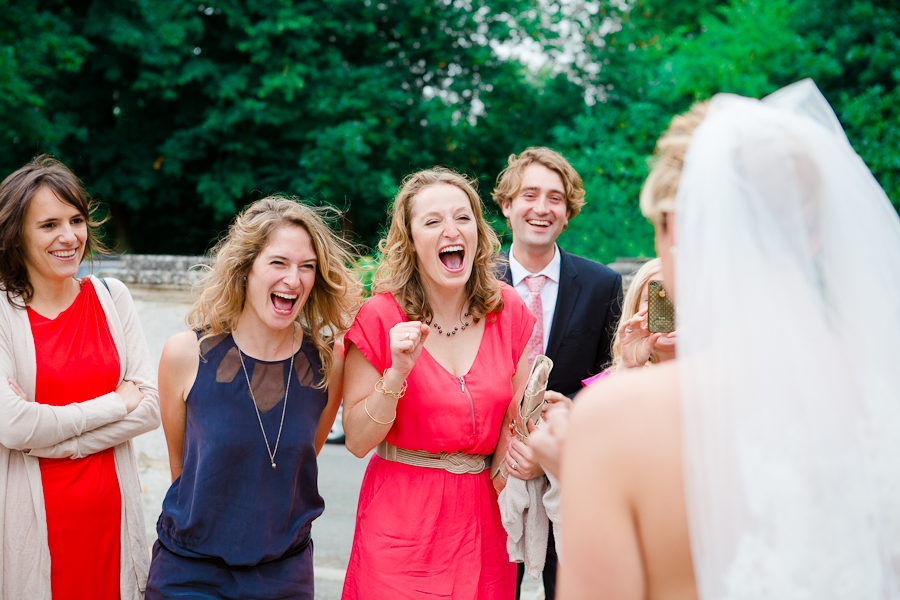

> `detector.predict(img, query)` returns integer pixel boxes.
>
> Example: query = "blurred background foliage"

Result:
[1,0,898,262]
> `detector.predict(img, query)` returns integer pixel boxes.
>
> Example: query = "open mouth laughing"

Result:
[270,291,298,315]
[439,244,465,271]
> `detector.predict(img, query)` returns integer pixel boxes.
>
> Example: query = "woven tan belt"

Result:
[376,440,491,475]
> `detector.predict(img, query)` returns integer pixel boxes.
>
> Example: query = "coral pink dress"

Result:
[29,281,121,600]
[342,285,535,600]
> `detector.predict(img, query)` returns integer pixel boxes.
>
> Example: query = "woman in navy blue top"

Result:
[147,197,361,599]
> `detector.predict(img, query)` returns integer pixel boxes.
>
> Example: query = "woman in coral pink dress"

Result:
[341,168,538,599]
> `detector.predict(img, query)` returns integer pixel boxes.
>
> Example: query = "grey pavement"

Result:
[129,286,542,600]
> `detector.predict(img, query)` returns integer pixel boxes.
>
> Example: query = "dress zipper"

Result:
[458,376,476,436]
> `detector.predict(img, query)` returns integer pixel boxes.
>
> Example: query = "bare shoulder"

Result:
[564,361,693,599]
[559,362,685,599]
[572,361,679,430]
[160,331,200,376]
[158,331,201,404]
[163,330,200,359]
[569,362,681,485]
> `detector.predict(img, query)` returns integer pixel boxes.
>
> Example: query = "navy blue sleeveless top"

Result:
[156,332,326,566]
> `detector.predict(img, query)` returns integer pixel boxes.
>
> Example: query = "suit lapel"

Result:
[546,249,580,359]
[498,250,513,285]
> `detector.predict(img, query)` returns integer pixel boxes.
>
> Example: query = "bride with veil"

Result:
[544,79,900,599]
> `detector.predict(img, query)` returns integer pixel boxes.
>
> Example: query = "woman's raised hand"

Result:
[619,307,663,369]
[389,321,431,377]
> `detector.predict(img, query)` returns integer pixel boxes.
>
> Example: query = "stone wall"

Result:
[78,254,212,288]
[80,254,650,291]
[608,257,652,291]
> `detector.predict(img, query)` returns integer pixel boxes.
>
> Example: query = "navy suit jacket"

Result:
[498,248,623,397]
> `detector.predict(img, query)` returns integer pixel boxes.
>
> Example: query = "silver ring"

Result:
[625,328,633,333]
[512,461,518,471]
[404,332,410,341]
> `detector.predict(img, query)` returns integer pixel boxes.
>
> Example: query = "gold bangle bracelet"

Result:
[364,396,396,425]
[374,369,408,400]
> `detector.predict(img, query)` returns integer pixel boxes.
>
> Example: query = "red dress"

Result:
[342,284,536,600]
[29,281,121,600]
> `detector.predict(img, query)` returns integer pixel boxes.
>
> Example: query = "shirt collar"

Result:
[508,243,561,286]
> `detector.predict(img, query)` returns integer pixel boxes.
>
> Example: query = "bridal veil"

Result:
[676,80,900,599]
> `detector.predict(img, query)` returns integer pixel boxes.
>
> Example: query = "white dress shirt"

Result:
[508,243,561,353]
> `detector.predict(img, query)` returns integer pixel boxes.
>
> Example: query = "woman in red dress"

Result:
[0,156,159,600]
[341,168,539,599]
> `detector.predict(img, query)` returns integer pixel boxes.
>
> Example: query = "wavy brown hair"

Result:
[0,155,107,307]
[492,146,586,220]
[187,197,363,388]
[373,167,504,323]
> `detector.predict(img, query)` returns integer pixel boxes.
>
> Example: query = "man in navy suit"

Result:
[493,147,623,599]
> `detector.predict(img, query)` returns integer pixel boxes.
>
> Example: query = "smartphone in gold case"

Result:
[647,280,675,333]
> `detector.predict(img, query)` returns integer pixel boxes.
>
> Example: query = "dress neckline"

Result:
[27,279,90,323]
[228,332,306,365]
[387,293,487,379]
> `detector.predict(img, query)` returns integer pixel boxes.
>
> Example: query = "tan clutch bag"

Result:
[491,355,553,493]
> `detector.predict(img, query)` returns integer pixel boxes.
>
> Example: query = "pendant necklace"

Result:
[236,334,294,470]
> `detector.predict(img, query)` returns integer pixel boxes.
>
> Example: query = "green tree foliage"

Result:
[551,0,900,263]
[802,0,900,213]
[2,0,581,253]
[2,0,898,261]
[0,0,91,165]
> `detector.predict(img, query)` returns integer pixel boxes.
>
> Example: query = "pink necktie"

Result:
[525,275,548,365]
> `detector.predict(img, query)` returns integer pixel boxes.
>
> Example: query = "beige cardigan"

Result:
[0,276,160,600]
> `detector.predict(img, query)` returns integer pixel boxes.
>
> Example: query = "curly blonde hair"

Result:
[640,102,710,229]
[187,197,363,388]
[492,146,586,220]
[372,167,504,323]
